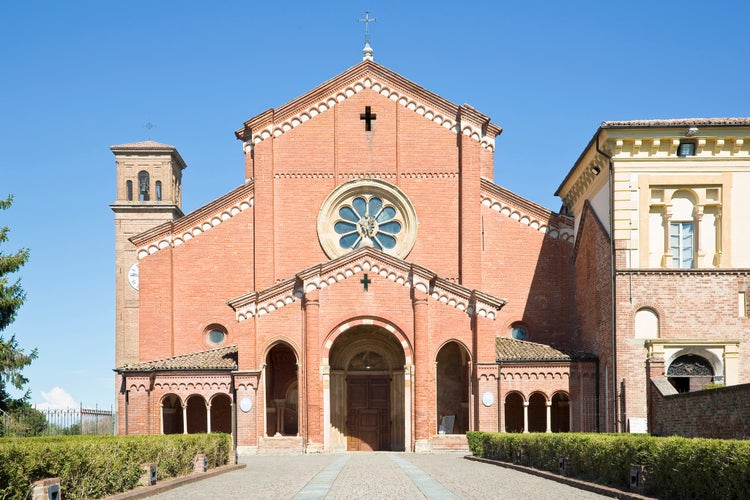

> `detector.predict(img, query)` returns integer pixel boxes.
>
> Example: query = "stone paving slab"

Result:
[143,453,617,499]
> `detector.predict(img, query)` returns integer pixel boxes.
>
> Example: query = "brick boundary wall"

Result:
[650,376,750,439]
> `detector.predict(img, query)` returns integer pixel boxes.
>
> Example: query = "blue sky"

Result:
[1,1,749,409]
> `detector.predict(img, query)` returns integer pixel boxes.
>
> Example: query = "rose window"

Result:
[334,196,402,251]
[318,179,418,259]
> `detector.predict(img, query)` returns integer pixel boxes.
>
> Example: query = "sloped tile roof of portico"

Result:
[496,337,596,362]
[115,345,238,373]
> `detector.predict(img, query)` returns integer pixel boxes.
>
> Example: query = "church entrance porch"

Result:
[327,323,408,452]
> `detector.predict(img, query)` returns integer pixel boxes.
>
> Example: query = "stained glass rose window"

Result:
[318,179,418,259]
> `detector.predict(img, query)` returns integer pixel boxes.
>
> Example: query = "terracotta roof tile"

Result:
[496,337,595,362]
[116,345,238,372]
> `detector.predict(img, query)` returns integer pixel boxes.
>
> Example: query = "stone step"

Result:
[257,435,305,455]
[429,434,470,452]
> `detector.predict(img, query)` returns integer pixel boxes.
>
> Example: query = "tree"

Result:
[0,195,36,410]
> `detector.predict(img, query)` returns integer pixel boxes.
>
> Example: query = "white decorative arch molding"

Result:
[480,179,574,242]
[228,248,506,321]
[131,183,255,259]
[242,76,496,152]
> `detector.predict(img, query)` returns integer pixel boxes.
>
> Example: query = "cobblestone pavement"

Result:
[149,453,613,499]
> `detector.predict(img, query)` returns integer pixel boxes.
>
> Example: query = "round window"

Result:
[317,179,418,259]
[511,326,528,340]
[207,328,226,345]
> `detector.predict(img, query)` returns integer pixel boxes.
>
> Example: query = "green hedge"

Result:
[467,431,750,499]
[0,433,231,499]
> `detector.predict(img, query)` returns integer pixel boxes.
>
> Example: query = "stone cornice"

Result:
[227,247,506,321]
[131,182,254,259]
[236,60,501,152]
[608,136,749,158]
[558,153,608,211]
[480,178,574,242]
[616,268,750,276]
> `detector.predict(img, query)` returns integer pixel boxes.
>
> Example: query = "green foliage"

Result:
[0,400,47,437]
[0,433,232,499]
[0,194,36,410]
[467,432,750,499]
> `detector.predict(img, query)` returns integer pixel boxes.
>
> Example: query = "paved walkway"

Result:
[149,453,614,499]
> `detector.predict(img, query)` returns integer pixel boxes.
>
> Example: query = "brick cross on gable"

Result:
[360,106,376,131]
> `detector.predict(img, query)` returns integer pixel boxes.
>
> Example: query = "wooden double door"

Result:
[347,375,390,451]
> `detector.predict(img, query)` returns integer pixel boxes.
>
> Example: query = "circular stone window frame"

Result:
[317,178,418,260]
[204,324,228,347]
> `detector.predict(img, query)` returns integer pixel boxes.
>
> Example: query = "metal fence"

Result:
[0,405,115,437]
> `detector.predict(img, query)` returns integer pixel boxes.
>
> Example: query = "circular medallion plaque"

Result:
[239,397,252,413]
[482,391,495,407]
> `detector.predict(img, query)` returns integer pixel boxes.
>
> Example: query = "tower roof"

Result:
[110,141,187,170]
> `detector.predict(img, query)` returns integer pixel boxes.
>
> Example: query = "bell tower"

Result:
[110,141,186,368]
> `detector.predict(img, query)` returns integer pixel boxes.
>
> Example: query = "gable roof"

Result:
[115,345,238,373]
[130,181,254,259]
[227,246,507,321]
[235,59,502,152]
[496,337,595,362]
[480,178,574,242]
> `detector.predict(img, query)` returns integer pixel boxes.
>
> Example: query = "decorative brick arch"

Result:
[261,337,301,362]
[322,316,413,362]
[434,338,472,363]
[528,391,548,432]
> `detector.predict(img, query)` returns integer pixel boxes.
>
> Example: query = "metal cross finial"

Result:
[358,11,377,45]
[145,122,154,140]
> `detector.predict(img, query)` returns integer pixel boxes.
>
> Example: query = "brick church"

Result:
[112,48,750,453]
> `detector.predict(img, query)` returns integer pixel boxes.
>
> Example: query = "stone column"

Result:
[322,364,331,450]
[404,363,413,450]
[724,344,740,385]
[182,403,188,434]
[159,403,164,435]
[662,207,673,267]
[274,399,286,435]
[546,401,552,433]
[569,401,574,433]
[206,401,212,434]
[522,401,529,433]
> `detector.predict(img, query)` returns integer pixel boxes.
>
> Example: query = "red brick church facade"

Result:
[112,59,598,454]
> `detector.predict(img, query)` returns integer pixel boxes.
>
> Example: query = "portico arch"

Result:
[210,393,232,434]
[436,341,470,434]
[264,342,299,436]
[186,395,208,433]
[161,394,183,434]
[326,322,408,451]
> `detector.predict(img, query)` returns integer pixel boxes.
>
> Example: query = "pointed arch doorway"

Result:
[327,324,408,451]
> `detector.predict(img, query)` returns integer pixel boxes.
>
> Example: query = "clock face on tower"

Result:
[128,262,139,291]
